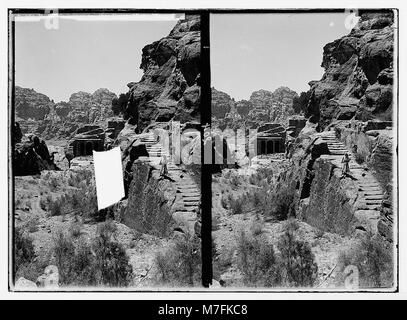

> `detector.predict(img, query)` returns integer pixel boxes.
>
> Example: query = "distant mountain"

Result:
[14,86,117,140]
[211,86,299,128]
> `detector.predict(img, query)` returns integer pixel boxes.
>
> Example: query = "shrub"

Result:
[49,176,59,191]
[39,194,52,211]
[354,152,365,164]
[229,196,244,215]
[14,227,36,278]
[26,218,40,233]
[250,219,263,236]
[49,198,63,216]
[220,195,228,209]
[154,234,201,286]
[277,228,318,287]
[266,185,296,221]
[236,231,281,287]
[69,221,83,238]
[46,188,98,219]
[53,231,76,285]
[337,235,393,288]
[230,174,241,189]
[53,222,133,287]
[92,222,133,287]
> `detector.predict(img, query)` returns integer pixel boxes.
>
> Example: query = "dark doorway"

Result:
[79,142,85,156]
[275,141,280,153]
[85,141,93,155]
[259,140,267,154]
[266,140,273,154]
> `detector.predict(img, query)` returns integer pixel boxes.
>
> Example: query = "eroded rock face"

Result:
[124,15,201,130]
[13,134,59,176]
[122,163,175,237]
[211,86,298,128]
[211,88,235,118]
[306,11,395,127]
[15,86,53,121]
[15,87,118,140]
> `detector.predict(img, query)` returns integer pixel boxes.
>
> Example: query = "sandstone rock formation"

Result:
[13,131,59,175]
[306,11,395,127]
[15,86,118,140]
[211,88,235,118]
[15,86,53,121]
[122,15,201,131]
[211,86,298,129]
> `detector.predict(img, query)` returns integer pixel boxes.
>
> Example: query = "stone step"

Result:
[362,191,383,195]
[362,188,383,193]
[182,196,201,201]
[175,206,198,212]
[172,211,197,221]
[364,201,383,206]
[176,183,197,187]
[359,185,381,189]
[183,201,200,206]
[179,190,200,195]
[181,192,201,197]
[357,204,382,210]
[364,194,384,200]
[328,146,346,149]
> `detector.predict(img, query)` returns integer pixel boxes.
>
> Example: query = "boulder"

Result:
[13,135,58,176]
[36,265,59,288]
[15,277,38,289]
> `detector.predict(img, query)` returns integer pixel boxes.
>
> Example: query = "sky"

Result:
[14,14,180,102]
[14,13,356,103]
[210,13,355,100]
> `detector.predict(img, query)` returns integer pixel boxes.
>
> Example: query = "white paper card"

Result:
[93,147,125,210]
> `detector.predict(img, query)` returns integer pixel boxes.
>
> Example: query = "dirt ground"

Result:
[13,156,174,288]
[211,156,360,289]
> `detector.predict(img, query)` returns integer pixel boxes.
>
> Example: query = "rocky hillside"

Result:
[15,86,53,120]
[212,86,298,128]
[211,88,235,118]
[15,86,117,140]
[121,15,201,131]
[306,11,395,128]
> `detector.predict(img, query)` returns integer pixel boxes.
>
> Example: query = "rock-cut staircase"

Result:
[138,132,201,235]
[318,130,386,234]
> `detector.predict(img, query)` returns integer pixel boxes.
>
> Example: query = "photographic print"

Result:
[10,11,202,290]
[8,8,399,293]
[210,10,397,290]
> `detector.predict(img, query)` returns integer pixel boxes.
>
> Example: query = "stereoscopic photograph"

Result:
[10,11,202,289]
[9,8,397,292]
[210,11,397,290]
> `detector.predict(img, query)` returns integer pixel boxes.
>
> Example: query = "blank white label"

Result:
[93,147,125,210]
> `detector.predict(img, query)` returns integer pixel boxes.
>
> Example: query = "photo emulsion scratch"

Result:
[9,9,397,293]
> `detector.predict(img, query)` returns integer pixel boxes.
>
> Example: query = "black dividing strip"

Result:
[200,11,212,288]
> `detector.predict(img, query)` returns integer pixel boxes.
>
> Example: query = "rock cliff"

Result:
[15,86,53,121]
[306,11,395,128]
[123,15,201,131]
